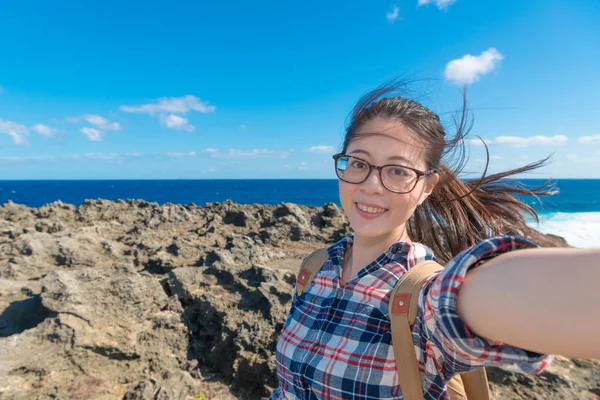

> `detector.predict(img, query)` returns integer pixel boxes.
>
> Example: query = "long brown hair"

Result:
[343,82,560,263]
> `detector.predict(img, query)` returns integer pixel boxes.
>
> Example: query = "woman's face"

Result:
[338,117,438,242]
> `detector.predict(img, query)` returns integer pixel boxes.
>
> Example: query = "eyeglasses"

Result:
[332,153,437,194]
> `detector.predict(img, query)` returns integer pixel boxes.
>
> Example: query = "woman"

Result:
[270,84,600,399]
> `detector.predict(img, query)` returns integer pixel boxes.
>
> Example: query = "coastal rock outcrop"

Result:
[0,199,596,399]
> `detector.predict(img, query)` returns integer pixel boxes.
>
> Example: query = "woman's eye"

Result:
[351,161,366,169]
[391,168,406,175]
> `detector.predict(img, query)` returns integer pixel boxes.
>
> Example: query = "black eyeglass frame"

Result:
[332,153,438,194]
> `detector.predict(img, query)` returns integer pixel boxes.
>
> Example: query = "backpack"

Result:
[295,248,490,400]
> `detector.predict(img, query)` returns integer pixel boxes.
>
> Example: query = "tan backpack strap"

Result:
[296,248,329,296]
[461,369,490,400]
[389,260,444,400]
[446,375,468,400]
[389,260,491,400]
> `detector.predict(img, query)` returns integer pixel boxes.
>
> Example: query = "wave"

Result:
[528,212,600,248]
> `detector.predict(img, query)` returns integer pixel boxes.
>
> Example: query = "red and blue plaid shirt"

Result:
[271,235,553,399]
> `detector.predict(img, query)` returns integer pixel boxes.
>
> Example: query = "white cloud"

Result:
[494,135,567,146]
[84,153,119,160]
[119,95,215,115]
[0,152,140,163]
[85,153,123,161]
[31,124,53,137]
[67,114,121,141]
[80,127,104,141]
[31,124,60,137]
[564,153,600,166]
[0,119,29,145]
[386,5,400,22]
[159,114,195,132]
[67,114,121,131]
[418,0,456,10]
[202,148,292,158]
[578,134,600,144]
[202,167,217,173]
[120,95,214,132]
[165,151,197,158]
[226,149,284,158]
[86,115,121,131]
[299,162,309,170]
[470,135,567,147]
[240,124,247,131]
[490,155,503,160]
[469,138,495,146]
[444,48,504,85]
[308,145,336,153]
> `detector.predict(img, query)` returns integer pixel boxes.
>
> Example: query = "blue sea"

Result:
[1,179,599,248]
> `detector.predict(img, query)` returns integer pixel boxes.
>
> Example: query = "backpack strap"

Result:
[296,248,329,296]
[389,260,490,400]
[461,369,490,399]
[389,260,444,400]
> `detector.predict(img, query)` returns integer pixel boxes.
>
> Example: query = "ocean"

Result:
[1,179,599,248]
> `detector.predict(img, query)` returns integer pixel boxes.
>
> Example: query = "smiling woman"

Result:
[270,81,600,400]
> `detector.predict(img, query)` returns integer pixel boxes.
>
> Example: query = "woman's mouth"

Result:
[355,202,388,219]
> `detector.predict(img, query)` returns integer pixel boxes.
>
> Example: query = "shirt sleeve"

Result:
[418,235,554,380]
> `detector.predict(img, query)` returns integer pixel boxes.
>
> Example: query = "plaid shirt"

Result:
[271,235,553,400]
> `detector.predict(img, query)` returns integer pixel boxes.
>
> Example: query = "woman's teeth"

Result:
[357,203,386,214]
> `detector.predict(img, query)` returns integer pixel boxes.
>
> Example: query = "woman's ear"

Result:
[418,173,439,205]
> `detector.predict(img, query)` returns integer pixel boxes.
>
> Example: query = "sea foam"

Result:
[528,212,600,248]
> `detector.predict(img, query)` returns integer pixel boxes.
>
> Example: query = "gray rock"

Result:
[0,199,584,400]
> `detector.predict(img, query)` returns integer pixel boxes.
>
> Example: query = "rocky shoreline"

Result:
[0,199,598,399]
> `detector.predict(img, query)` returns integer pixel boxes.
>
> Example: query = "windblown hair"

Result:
[343,82,560,263]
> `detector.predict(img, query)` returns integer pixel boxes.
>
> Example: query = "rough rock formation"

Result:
[0,199,597,399]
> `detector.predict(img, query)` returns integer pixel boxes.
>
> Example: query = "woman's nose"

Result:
[360,168,385,194]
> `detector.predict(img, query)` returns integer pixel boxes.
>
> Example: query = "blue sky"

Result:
[0,0,598,179]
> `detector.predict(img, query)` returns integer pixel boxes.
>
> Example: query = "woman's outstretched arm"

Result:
[457,247,600,359]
